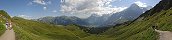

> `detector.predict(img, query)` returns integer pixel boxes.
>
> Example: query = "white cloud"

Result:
[32,0,52,5]
[31,0,53,11]
[134,1,147,7]
[33,0,46,5]
[60,0,127,16]
[17,15,32,19]
[43,7,47,10]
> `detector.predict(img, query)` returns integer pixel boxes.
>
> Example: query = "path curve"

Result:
[155,29,172,40]
[0,29,15,40]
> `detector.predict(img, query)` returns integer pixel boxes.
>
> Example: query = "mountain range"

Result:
[1,0,172,40]
[103,3,149,26]
[37,3,151,27]
[15,0,172,39]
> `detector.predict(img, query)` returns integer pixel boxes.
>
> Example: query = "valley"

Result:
[0,0,172,40]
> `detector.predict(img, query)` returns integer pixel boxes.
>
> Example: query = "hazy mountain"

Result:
[104,3,148,26]
[85,14,111,27]
[37,3,150,27]
[37,16,54,24]
[37,16,88,25]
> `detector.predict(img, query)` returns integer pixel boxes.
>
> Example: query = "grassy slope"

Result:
[0,18,5,35]
[65,25,89,38]
[154,10,172,31]
[12,8,172,40]
[0,10,11,36]
[100,6,172,40]
[2,0,172,40]
[12,17,89,40]
[83,0,172,40]
[0,10,11,20]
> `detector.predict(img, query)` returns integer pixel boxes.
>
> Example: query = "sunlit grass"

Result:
[12,17,89,40]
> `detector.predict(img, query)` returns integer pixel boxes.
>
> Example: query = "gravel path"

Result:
[0,29,15,40]
[155,29,172,40]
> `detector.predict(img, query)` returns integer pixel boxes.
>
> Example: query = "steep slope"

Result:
[100,0,172,40]
[139,0,172,18]
[0,10,11,36]
[134,0,172,31]
[0,21,5,36]
[0,10,11,19]
[12,17,89,40]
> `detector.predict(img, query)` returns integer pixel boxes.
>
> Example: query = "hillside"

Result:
[1,0,171,40]
[0,10,11,36]
[12,17,89,40]
[0,10,11,19]
[100,0,172,40]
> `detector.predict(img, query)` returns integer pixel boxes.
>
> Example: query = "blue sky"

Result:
[0,0,160,19]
